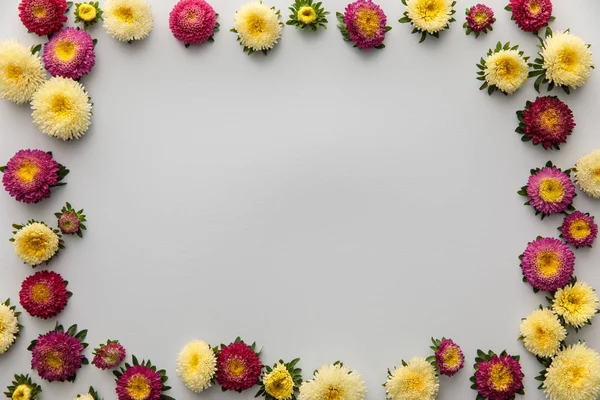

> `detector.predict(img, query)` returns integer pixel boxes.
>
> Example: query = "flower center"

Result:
[298,6,317,24]
[115,6,135,23]
[50,94,74,118]
[494,56,521,80]
[536,251,560,277]
[265,369,294,399]
[16,161,39,184]
[24,232,51,255]
[226,358,246,378]
[45,351,64,371]
[560,292,582,313]
[538,178,564,203]
[558,47,579,72]
[102,347,121,365]
[473,11,488,24]
[324,385,343,400]
[355,9,380,37]
[416,0,445,22]
[566,365,587,386]
[405,372,425,392]
[79,4,97,21]
[54,40,77,62]
[12,385,32,400]
[569,220,591,240]
[247,15,267,37]
[126,375,152,400]
[442,347,460,368]
[185,10,198,22]
[538,108,560,133]
[5,63,23,82]
[489,363,513,391]
[31,282,52,303]
[528,0,541,14]
[32,3,47,18]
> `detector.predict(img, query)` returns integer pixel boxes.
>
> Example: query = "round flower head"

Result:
[19,270,70,319]
[43,28,95,80]
[233,2,283,55]
[0,300,21,355]
[506,0,552,33]
[552,281,599,329]
[517,97,575,150]
[4,374,42,400]
[338,0,390,50]
[176,340,216,393]
[92,340,126,370]
[104,0,153,42]
[0,40,45,104]
[520,237,575,292]
[432,337,464,377]
[520,163,575,217]
[74,2,104,29]
[543,343,600,400]
[18,0,68,36]
[464,4,494,37]
[55,202,87,237]
[2,149,68,204]
[258,359,302,400]
[170,0,218,46]
[29,324,88,382]
[115,358,171,400]
[471,351,524,400]
[31,77,92,140]
[216,339,263,391]
[400,0,456,42]
[12,221,63,267]
[478,43,529,95]
[287,0,329,31]
[384,357,439,400]
[299,363,366,400]
[574,150,600,199]
[560,212,598,248]
[519,308,566,358]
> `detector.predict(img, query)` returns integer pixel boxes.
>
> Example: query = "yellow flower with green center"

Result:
[78,4,97,21]
[297,6,317,24]
[519,308,566,357]
[553,282,600,328]
[264,363,295,400]
[11,385,32,400]
[13,222,61,266]
[288,0,329,31]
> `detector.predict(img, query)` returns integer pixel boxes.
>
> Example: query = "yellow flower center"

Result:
[324,385,343,400]
[536,251,560,277]
[565,365,586,387]
[0,318,5,335]
[5,63,24,82]
[489,363,513,391]
[126,375,152,400]
[246,15,267,37]
[226,358,246,378]
[31,283,51,303]
[45,351,64,370]
[22,232,52,258]
[78,4,97,21]
[493,55,522,81]
[415,0,446,22]
[405,372,425,392]
[569,219,591,240]
[12,385,32,400]
[557,47,579,72]
[16,161,39,184]
[115,6,135,23]
[185,10,198,22]
[297,6,317,24]
[528,0,541,14]
[355,9,380,37]
[50,94,74,119]
[54,40,76,62]
[539,108,560,132]
[32,4,47,18]
[538,178,564,203]
[442,347,460,368]
[473,11,487,24]
[559,291,583,314]
[264,368,294,400]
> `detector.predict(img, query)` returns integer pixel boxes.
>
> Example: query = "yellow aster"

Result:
[13,222,60,266]
[406,0,454,34]
[543,343,600,400]
[234,2,283,52]
[31,77,92,140]
[384,357,439,400]
[553,282,599,328]
[297,7,317,25]
[78,4,97,22]
[176,340,216,393]
[12,385,31,400]
[519,308,566,358]
[0,40,45,104]
[541,31,594,89]
[298,364,366,400]
[0,303,19,354]
[575,149,600,199]
[104,0,153,42]
[484,49,529,94]
[264,363,294,400]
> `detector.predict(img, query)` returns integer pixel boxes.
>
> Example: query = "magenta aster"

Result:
[216,338,262,392]
[520,237,575,292]
[560,211,598,248]
[29,324,87,382]
[170,0,218,46]
[18,0,68,36]
[432,338,464,377]
[42,27,95,79]
[338,0,390,49]
[519,162,575,218]
[517,97,575,150]
[464,4,495,36]
[1,149,68,204]
[93,340,126,370]
[55,202,87,237]
[471,350,524,400]
[506,0,552,33]
[115,357,171,400]
[19,270,70,319]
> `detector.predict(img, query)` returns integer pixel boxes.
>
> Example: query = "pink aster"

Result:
[522,97,575,149]
[343,0,388,49]
[2,149,63,204]
[521,237,575,291]
[216,341,262,391]
[18,0,68,36]
[58,212,80,234]
[43,28,95,80]
[30,330,86,382]
[466,4,495,33]
[169,0,217,46]
[561,211,598,248]
[116,365,163,400]
[93,341,126,370]
[508,0,552,33]
[474,354,524,400]
[19,270,70,319]
[435,339,464,377]
[525,166,575,216]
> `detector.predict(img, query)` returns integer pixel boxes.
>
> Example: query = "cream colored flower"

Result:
[233,2,283,52]
[553,282,599,328]
[13,222,60,266]
[0,40,45,104]
[541,31,594,89]
[519,308,566,358]
[104,0,153,42]
[544,343,600,400]
[176,340,216,393]
[299,364,366,400]
[484,49,529,94]
[575,149,600,199]
[384,357,439,400]
[406,0,454,33]
[75,394,94,400]
[0,303,19,354]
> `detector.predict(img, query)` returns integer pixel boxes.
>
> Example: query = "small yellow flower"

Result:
[384,357,439,400]
[78,4,97,22]
[11,385,31,400]
[543,343,600,400]
[484,49,529,94]
[575,149,600,199]
[297,6,317,24]
[0,40,45,104]
[553,282,599,328]
[264,363,294,400]
[406,0,454,33]
[176,340,216,393]
[13,222,60,266]
[519,308,566,358]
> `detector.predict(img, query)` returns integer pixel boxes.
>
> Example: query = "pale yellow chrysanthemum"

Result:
[299,364,366,400]
[0,40,45,104]
[234,2,282,52]
[384,357,439,400]
[541,31,594,89]
[31,77,92,140]
[519,308,566,358]
[13,222,60,266]
[543,343,600,400]
[12,385,31,400]
[0,303,19,354]
[104,0,153,42]
[406,0,453,34]
[176,340,216,393]
[75,394,94,400]
[484,50,529,94]
[553,282,599,328]
[264,363,294,400]
[78,4,97,22]
[575,150,600,199]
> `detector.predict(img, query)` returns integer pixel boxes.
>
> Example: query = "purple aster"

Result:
[525,166,575,217]
[43,27,95,80]
[343,0,388,49]
[521,237,575,291]
[435,338,464,376]
[473,354,524,400]
[466,4,495,33]
[116,364,164,400]
[30,328,87,382]
[560,211,598,248]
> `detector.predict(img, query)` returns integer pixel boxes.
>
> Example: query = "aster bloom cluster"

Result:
[299,362,366,400]
[516,97,575,150]
[470,350,524,400]
[176,340,216,393]
[114,356,173,400]
[232,2,283,55]
[43,27,96,80]
[28,323,88,382]
[560,211,598,248]
[518,161,575,218]
[0,299,22,355]
[11,220,64,267]
[551,280,600,330]
[256,359,302,400]
[170,0,219,47]
[428,337,464,377]
[520,236,574,292]
[477,42,529,95]
[464,4,495,37]
[337,0,391,50]
[287,0,329,31]
[93,340,127,370]
[574,149,600,199]
[74,2,104,30]
[18,0,68,36]
[216,338,263,392]
[55,202,87,236]
[103,0,154,42]
[505,0,552,33]
[19,270,71,319]
[384,357,438,400]
[0,40,46,104]
[1,149,69,204]
[3,374,42,400]
[400,0,456,43]
[519,307,566,358]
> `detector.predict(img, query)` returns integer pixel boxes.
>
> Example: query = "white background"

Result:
[1,0,600,399]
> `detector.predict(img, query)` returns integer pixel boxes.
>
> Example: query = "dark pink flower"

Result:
[216,341,262,391]
[19,271,70,319]
[343,0,388,49]
[521,237,574,291]
[474,353,524,400]
[43,27,96,80]
[435,338,464,376]
[508,0,552,33]
[524,166,575,217]
[169,0,217,45]
[466,4,495,33]
[560,211,598,248]
[521,97,575,149]
[93,341,126,370]
[116,365,163,400]
[30,328,86,382]
[18,0,68,36]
